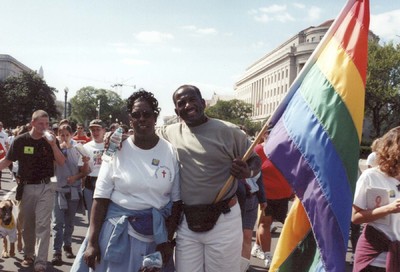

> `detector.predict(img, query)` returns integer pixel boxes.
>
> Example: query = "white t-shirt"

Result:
[94,137,180,210]
[366,152,377,168]
[79,141,104,177]
[353,168,400,267]
[0,130,9,151]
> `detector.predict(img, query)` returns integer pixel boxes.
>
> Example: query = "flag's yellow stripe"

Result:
[316,38,365,141]
[270,198,311,271]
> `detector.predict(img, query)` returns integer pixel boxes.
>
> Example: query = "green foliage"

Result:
[0,71,59,127]
[365,39,400,138]
[70,86,128,126]
[205,99,261,135]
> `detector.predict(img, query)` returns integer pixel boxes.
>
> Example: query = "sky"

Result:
[1,0,400,121]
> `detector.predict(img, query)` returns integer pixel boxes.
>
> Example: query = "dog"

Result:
[0,199,22,258]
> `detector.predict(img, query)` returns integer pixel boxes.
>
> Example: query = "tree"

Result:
[70,86,127,126]
[205,99,262,135]
[365,39,400,138]
[0,71,59,127]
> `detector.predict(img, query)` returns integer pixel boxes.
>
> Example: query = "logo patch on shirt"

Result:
[152,159,160,166]
[155,166,172,182]
[24,146,34,154]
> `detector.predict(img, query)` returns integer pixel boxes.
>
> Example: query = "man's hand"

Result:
[231,157,251,179]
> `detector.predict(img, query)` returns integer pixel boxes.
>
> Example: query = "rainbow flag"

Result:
[264,0,369,271]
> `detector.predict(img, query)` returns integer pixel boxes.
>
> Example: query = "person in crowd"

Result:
[0,121,10,188]
[51,124,89,266]
[72,89,181,272]
[366,138,380,169]
[157,84,261,272]
[237,172,267,272]
[251,127,294,269]
[73,123,91,144]
[79,119,106,222]
[352,127,400,272]
[0,110,65,272]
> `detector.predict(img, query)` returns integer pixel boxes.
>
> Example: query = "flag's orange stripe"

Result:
[333,0,369,85]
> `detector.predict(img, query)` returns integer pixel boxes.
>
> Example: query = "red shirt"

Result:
[255,144,293,199]
[73,135,91,144]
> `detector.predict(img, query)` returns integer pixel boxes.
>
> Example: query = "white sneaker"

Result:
[251,245,265,260]
[264,253,272,268]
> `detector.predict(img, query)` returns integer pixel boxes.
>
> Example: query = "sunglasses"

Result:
[130,111,154,119]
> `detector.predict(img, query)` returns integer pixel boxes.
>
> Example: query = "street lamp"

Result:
[64,87,69,119]
[96,99,100,119]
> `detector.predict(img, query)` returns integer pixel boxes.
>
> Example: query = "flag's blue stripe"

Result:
[266,118,347,272]
[265,90,351,271]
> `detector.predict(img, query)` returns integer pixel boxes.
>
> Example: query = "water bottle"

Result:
[102,127,123,162]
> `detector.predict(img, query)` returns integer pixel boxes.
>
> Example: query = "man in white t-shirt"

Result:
[79,119,106,222]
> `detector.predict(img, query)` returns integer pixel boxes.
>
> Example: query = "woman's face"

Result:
[129,100,156,137]
[58,128,72,143]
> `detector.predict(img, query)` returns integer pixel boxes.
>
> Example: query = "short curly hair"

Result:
[126,89,161,117]
[376,126,400,177]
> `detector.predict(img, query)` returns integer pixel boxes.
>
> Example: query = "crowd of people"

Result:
[0,84,399,272]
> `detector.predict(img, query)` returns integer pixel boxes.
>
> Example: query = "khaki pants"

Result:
[21,182,55,267]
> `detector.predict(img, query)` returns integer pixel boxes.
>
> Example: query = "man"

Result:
[0,110,65,272]
[79,119,106,222]
[158,85,261,272]
[0,121,10,188]
[73,123,91,144]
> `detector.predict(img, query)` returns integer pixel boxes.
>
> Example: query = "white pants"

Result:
[175,203,242,272]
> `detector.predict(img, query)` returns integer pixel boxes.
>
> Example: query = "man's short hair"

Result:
[32,110,49,121]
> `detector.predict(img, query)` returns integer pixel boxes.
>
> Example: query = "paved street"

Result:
[0,169,355,271]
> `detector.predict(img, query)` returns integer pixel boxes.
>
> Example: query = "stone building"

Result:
[0,54,33,81]
[234,20,334,122]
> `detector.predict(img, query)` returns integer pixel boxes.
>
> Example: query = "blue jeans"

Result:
[83,188,94,223]
[52,192,80,253]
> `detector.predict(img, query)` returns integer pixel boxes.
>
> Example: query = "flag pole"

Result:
[214,115,272,203]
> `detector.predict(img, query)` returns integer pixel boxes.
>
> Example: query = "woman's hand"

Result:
[84,243,101,270]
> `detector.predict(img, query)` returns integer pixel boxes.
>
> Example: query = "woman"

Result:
[71,90,181,272]
[352,126,400,272]
[51,124,87,266]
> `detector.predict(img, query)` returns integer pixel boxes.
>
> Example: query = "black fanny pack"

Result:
[183,197,233,232]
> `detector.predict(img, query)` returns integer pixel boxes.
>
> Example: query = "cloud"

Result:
[306,6,322,21]
[121,58,150,65]
[371,9,400,43]
[252,4,294,23]
[293,3,305,9]
[135,31,174,44]
[181,25,218,35]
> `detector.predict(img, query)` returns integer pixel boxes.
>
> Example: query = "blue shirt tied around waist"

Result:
[72,201,172,272]
[103,201,172,262]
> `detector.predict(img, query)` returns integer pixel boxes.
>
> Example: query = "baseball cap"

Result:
[89,119,105,128]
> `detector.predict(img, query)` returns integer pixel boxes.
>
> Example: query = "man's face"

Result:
[174,88,206,126]
[89,126,105,143]
[76,126,85,135]
[32,117,49,134]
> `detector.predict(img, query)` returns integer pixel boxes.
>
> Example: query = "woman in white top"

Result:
[352,127,400,272]
[72,90,181,272]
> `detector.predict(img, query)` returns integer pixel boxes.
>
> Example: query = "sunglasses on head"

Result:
[130,111,154,119]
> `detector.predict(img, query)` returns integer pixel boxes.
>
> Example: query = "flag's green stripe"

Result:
[299,64,360,191]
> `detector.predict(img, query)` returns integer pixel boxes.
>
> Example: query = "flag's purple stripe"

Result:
[265,92,351,272]
[266,119,346,272]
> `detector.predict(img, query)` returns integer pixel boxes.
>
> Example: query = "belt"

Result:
[23,177,51,185]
